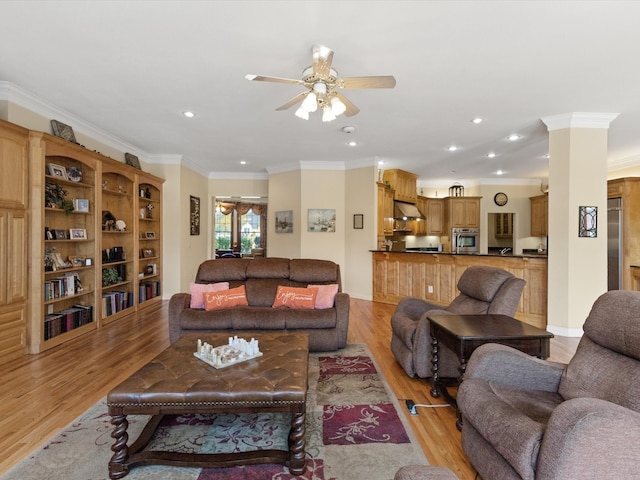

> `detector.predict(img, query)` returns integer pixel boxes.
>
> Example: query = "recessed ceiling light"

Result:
[543,153,550,158]
[471,117,483,124]
[240,160,246,165]
[496,170,504,175]
[347,140,358,147]
[508,134,520,141]
[377,160,384,166]
[487,152,496,158]
[183,111,195,118]
[448,145,458,152]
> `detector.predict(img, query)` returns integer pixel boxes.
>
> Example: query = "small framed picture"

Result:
[48,163,68,180]
[73,198,90,212]
[53,229,67,240]
[353,214,364,229]
[141,248,156,258]
[69,256,86,267]
[50,120,77,144]
[69,228,87,239]
[145,231,156,239]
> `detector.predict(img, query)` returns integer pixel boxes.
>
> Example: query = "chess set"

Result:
[194,336,262,369]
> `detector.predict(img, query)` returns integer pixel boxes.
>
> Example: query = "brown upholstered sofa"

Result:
[168,257,349,351]
[458,290,640,480]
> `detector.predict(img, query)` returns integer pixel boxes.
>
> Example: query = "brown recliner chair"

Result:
[457,290,640,480]
[390,265,525,378]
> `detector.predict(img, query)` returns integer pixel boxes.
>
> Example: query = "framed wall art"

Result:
[190,195,200,235]
[275,210,293,233]
[125,153,141,170]
[353,214,364,229]
[307,209,336,232]
[50,120,77,144]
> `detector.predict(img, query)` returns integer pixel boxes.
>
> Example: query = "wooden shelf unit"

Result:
[25,130,164,354]
[136,179,162,308]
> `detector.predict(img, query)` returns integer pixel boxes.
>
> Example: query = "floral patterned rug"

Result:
[2,345,427,480]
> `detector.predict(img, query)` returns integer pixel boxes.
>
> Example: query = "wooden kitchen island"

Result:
[372,251,548,329]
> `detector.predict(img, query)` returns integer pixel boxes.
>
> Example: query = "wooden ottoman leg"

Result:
[288,409,306,475]
[109,414,130,479]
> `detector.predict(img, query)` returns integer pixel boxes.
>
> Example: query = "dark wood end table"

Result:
[107,333,309,478]
[428,313,553,429]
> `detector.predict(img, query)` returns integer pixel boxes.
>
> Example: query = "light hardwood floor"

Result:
[0,299,580,478]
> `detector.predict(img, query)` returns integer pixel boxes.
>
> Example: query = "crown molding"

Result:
[0,81,150,159]
[209,171,269,180]
[541,112,619,131]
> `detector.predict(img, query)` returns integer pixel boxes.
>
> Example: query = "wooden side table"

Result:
[428,313,553,429]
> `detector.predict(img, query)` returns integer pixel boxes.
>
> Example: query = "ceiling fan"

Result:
[244,44,396,122]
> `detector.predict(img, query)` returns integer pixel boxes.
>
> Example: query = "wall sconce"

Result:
[579,206,597,237]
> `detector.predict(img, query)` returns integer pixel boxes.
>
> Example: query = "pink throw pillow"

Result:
[308,284,339,309]
[189,282,229,309]
[272,286,317,309]
[203,285,249,311]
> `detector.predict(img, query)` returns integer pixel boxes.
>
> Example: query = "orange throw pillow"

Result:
[189,282,230,309]
[204,285,249,311]
[308,284,339,309]
[272,286,317,309]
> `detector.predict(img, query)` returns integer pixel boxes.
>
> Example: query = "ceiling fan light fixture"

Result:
[322,106,337,122]
[330,97,346,116]
[301,92,318,112]
[295,106,310,120]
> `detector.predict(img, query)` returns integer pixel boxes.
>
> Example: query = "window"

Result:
[214,200,267,255]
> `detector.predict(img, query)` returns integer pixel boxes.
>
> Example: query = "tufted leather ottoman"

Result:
[107,333,309,479]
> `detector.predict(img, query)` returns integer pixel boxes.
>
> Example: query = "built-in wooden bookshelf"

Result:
[25,128,164,354]
[0,120,29,365]
[136,179,162,307]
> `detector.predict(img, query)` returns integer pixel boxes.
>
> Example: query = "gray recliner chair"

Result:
[458,290,640,480]
[390,265,526,378]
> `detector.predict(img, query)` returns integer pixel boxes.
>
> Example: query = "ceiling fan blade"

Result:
[335,92,360,117]
[311,44,334,77]
[244,74,303,86]
[338,76,397,89]
[275,92,308,111]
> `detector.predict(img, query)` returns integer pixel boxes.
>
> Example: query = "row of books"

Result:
[44,305,93,340]
[44,273,82,301]
[139,281,161,303]
[102,290,134,318]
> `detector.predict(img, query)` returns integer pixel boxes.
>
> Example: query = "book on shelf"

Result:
[101,290,134,318]
[44,273,80,301]
[44,305,94,340]
[139,281,161,303]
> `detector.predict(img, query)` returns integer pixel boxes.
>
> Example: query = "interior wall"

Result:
[267,170,302,259]
[300,169,346,275]
[344,166,377,300]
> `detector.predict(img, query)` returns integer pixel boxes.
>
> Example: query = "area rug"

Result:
[2,344,427,480]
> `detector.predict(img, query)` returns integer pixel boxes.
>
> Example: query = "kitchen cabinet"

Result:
[495,213,513,237]
[446,197,480,229]
[426,198,444,235]
[530,194,548,236]
[411,195,428,235]
[383,169,417,204]
[376,182,395,238]
[608,178,640,290]
[372,251,547,329]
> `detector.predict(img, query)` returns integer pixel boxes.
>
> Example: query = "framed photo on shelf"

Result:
[47,163,68,180]
[145,231,156,239]
[53,229,67,240]
[73,198,90,212]
[141,248,156,258]
[69,228,87,239]
[69,256,86,267]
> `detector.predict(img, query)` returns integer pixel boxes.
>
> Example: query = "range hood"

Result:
[394,201,425,220]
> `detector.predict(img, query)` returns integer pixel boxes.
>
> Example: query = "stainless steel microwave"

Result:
[452,228,479,254]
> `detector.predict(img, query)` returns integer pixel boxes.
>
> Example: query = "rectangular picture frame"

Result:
[190,195,200,236]
[47,163,68,180]
[307,209,336,232]
[125,152,141,170]
[141,248,156,258]
[69,228,87,240]
[275,210,293,233]
[53,229,67,240]
[353,214,364,229]
[73,198,90,213]
[145,231,156,239]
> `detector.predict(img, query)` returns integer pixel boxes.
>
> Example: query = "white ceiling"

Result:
[2,1,640,186]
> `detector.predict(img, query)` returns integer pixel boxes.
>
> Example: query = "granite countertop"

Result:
[371,249,548,258]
